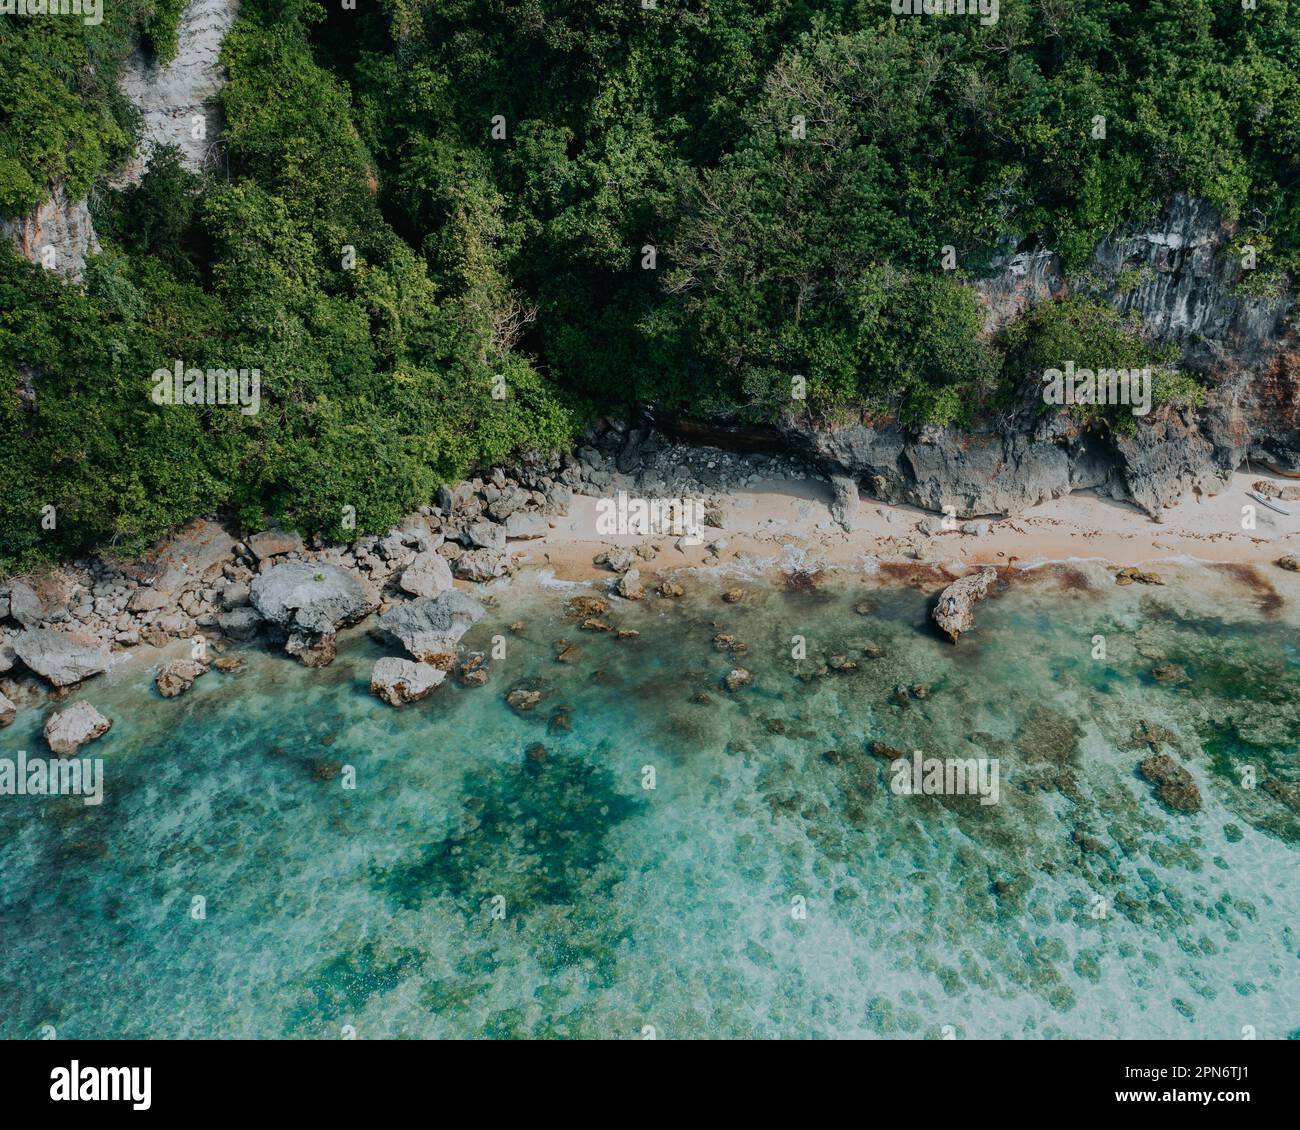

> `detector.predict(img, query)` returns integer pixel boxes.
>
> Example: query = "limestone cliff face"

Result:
[784,194,1298,519]
[3,0,240,280]
[1,184,101,282]
[115,0,242,185]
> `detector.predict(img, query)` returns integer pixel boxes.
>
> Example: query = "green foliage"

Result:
[2,0,1299,569]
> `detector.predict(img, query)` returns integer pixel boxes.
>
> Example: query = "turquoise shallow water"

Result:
[1,563,1298,1038]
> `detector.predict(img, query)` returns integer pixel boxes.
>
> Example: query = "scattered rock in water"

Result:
[723,666,753,691]
[863,642,885,659]
[553,639,580,663]
[911,683,929,699]
[313,761,343,781]
[566,595,609,619]
[721,588,745,604]
[853,598,876,616]
[509,621,526,632]
[155,657,208,698]
[455,654,489,687]
[690,692,712,705]
[370,657,446,706]
[1275,555,1300,572]
[547,706,572,733]
[616,568,646,600]
[506,684,543,713]
[1152,662,1190,686]
[764,717,787,734]
[1139,753,1202,813]
[1115,566,1164,586]
[891,686,911,708]
[13,629,110,687]
[829,655,858,672]
[616,629,640,639]
[44,702,112,756]
[822,749,843,765]
[1127,720,1178,751]
[581,617,614,632]
[0,691,15,727]
[932,570,997,643]
[658,581,685,598]
[869,740,907,761]
[525,742,547,764]
[213,656,242,673]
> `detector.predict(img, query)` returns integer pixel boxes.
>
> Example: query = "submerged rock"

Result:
[932,570,997,642]
[44,702,112,756]
[0,691,15,727]
[13,629,110,687]
[1139,753,1202,813]
[370,657,446,706]
[566,595,609,618]
[506,685,543,713]
[1115,566,1164,586]
[723,667,753,691]
[155,658,208,698]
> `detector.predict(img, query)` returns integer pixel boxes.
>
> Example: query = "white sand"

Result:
[515,470,1300,581]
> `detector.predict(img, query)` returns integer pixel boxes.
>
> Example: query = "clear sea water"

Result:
[1,561,1297,1039]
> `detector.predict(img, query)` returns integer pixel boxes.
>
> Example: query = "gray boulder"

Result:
[250,562,379,666]
[247,528,305,560]
[464,520,506,551]
[373,590,485,665]
[453,549,509,582]
[504,512,549,539]
[933,570,998,643]
[13,629,110,687]
[6,581,44,627]
[828,474,860,532]
[44,702,112,756]
[217,607,261,640]
[370,657,446,706]
[0,691,14,728]
[399,552,455,598]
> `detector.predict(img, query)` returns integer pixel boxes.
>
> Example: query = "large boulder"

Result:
[453,549,508,582]
[44,702,112,756]
[504,512,549,539]
[373,590,485,666]
[828,473,860,532]
[216,607,262,641]
[127,587,169,613]
[250,562,379,666]
[13,629,110,687]
[6,581,44,627]
[932,570,998,643]
[370,657,446,706]
[156,658,208,698]
[464,520,506,551]
[399,552,455,598]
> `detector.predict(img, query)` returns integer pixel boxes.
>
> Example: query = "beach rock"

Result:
[44,702,112,756]
[370,657,445,706]
[13,629,110,687]
[0,692,14,727]
[464,520,506,552]
[453,548,508,582]
[828,473,859,532]
[723,667,753,691]
[1115,566,1164,586]
[503,512,549,539]
[932,570,997,643]
[721,589,745,604]
[373,589,484,666]
[616,568,646,600]
[658,581,685,598]
[1276,554,1300,572]
[127,587,169,613]
[455,654,490,687]
[487,485,529,521]
[595,548,637,573]
[1139,753,1202,813]
[399,552,455,598]
[155,658,208,698]
[247,529,305,560]
[6,581,44,627]
[217,607,262,641]
[250,562,379,666]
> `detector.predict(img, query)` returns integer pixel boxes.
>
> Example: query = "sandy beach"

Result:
[518,470,1300,582]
